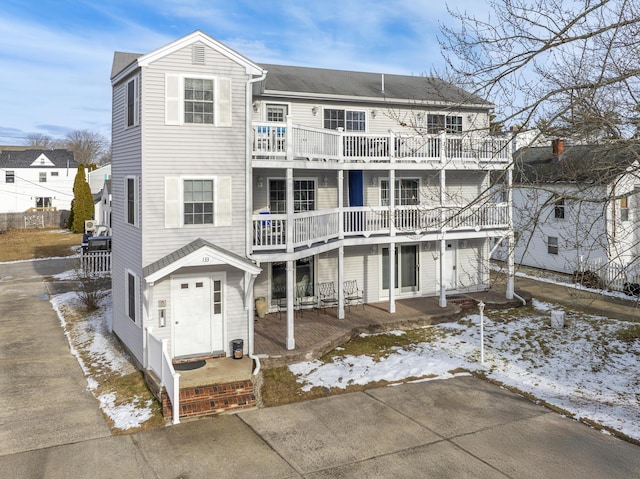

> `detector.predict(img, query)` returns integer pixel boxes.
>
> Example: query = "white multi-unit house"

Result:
[0,148,77,213]
[496,139,640,286]
[109,30,513,374]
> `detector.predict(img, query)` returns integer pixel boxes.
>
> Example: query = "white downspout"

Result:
[246,70,267,374]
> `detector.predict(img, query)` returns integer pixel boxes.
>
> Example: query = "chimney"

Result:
[551,138,564,157]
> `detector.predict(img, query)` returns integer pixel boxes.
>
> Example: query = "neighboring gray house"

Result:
[0,148,77,213]
[110,31,514,421]
[494,140,640,285]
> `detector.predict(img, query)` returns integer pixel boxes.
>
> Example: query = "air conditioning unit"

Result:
[84,220,96,233]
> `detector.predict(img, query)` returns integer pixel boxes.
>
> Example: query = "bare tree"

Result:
[64,129,109,165]
[24,133,59,149]
[441,0,640,293]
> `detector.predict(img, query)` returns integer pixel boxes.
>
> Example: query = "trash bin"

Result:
[231,339,243,359]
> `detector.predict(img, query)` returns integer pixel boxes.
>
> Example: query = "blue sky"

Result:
[0,0,486,144]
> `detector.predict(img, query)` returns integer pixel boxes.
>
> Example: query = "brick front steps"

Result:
[145,372,257,422]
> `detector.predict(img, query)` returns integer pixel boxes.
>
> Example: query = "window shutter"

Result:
[217,77,232,127]
[217,177,232,226]
[165,74,181,125]
[165,177,181,228]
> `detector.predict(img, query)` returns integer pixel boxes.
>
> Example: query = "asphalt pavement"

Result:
[0,258,638,478]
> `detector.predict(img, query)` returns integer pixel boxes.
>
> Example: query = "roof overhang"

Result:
[144,239,261,284]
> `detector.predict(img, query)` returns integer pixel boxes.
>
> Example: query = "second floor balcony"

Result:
[252,203,509,252]
[252,121,511,166]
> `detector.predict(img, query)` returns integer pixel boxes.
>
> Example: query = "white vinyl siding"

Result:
[165,74,232,127]
[164,176,232,228]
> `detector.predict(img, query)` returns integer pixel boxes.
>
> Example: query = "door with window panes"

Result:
[382,245,419,295]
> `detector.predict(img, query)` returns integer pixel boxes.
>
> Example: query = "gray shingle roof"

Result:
[514,144,639,184]
[257,64,489,106]
[0,149,77,169]
[111,52,142,79]
[143,238,258,278]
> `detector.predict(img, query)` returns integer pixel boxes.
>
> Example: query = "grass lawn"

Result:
[0,228,82,262]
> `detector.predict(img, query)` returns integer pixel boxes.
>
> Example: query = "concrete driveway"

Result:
[0,258,638,477]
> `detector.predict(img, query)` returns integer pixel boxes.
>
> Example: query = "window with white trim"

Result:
[426,114,463,134]
[547,236,558,255]
[5,171,14,183]
[184,179,214,224]
[36,197,52,208]
[554,199,565,219]
[39,172,47,183]
[323,109,366,131]
[164,176,232,228]
[126,270,139,322]
[620,196,629,221]
[126,78,138,127]
[266,104,288,122]
[126,177,138,226]
[380,179,420,206]
[268,179,316,213]
[165,74,231,127]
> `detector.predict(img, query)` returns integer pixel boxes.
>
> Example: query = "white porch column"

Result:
[286,259,295,350]
[388,242,396,313]
[286,168,294,253]
[338,245,345,319]
[439,167,447,308]
[506,168,515,299]
[338,170,344,240]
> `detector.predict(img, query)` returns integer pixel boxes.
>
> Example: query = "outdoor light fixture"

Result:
[252,101,260,113]
[371,109,377,118]
[322,176,328,187]
[256,176,264,188]
[311,106,319,116]
[370,177,377,186]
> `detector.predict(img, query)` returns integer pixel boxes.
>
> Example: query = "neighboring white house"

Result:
[88,163,111,194]
[109,31,513,376]
[0,148,77,213]
[495,140,640,282]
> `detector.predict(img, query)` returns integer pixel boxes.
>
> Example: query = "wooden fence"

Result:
[0,210,69,232]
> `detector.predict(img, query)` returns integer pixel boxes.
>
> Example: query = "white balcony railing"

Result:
[252,203,509,251]
[251,122,511,164]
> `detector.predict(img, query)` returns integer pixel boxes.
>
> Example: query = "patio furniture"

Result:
[273,284,287,319]
[296,283,318,317]
[318,281,339,310]
[343,280,364,310]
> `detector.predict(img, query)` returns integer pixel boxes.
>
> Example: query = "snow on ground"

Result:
[49,274,153,430]
[290,299,640,441]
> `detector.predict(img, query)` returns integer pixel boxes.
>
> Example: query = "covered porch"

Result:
[254,290,521,368]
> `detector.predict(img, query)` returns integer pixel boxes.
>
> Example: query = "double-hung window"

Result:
[126,270,139,322]
[126,177,138,226]
[126,78,138,127]
[323,109,366,131]
[554,199,565,219]
[184,78,214,124]
[183,179,214,224]
[39,172,47,183]
[620,196,629,221]
[5,171,14,183]
[269,179,316,213]
[380,179,420,206]
[427,114,463,134]
[547,236,559,255]
[165,74,231,127]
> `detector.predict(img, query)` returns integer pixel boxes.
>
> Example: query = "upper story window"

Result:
[620,196,629,221]
[165,74,231,127]
[269,179,316,213]
[184,78,214,124]
[554,199,565,219]
[6,171,14,183]
[126,177,138,226]
[184,179,214,224]
[324,109,366,131]
[126,78,138,128]
[380,179,420,206]
[39,172,47,183]
[51,171,58,177]
[547,236,559,255]
[266,104,287,122]
[427,114,463,134]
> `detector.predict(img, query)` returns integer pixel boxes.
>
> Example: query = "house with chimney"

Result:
[109,30,514,421]
[497,139,640,288]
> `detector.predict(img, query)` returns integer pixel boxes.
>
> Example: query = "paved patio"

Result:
[254,290,521,367]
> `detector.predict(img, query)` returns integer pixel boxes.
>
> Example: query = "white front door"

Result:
[172,274,224,357]
[445,240,458,289]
